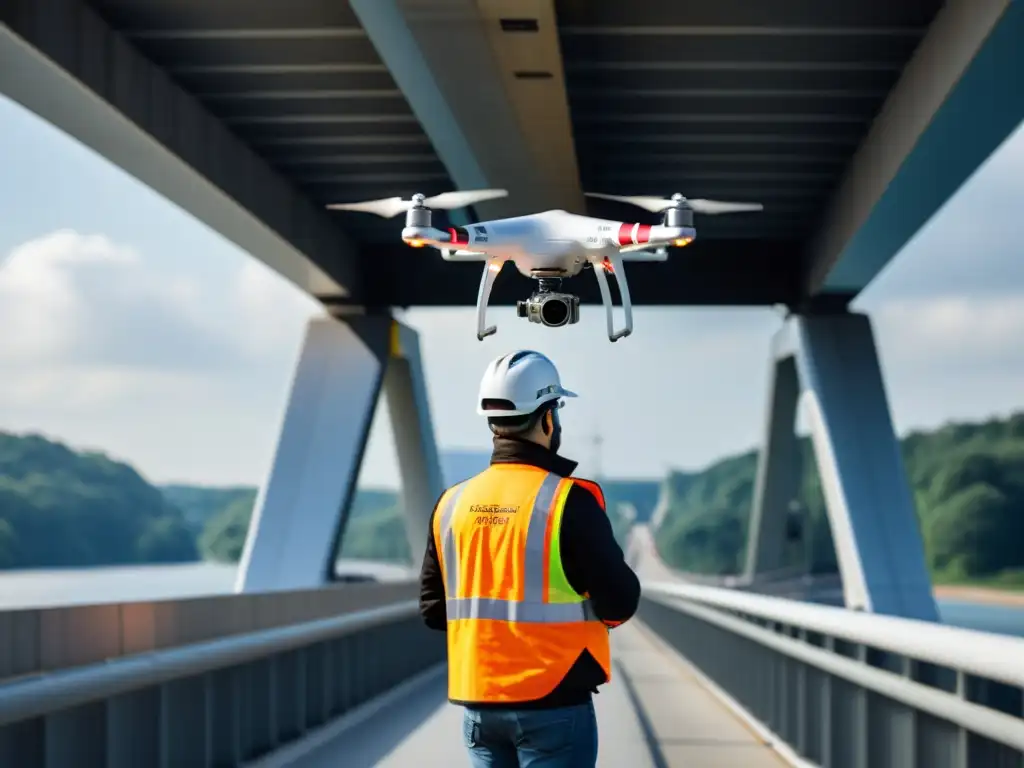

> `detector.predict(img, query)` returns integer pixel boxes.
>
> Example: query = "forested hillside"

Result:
[161,485,255,536]
[195,487,405,564]
[653,413,1024,586]
[3,413,1022,588]
[192,481,653,566]
[0,432,197,567]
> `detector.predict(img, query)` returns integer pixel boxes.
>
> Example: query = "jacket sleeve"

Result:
[418,494,447,631]
[559,483,641,626]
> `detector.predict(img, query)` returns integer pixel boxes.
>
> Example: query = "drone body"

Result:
[403,209,694,275]
[327,190,762,342]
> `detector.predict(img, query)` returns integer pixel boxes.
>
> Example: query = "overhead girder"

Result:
[806,0,1024,297]
[349,0,584,220]
[0,0,361,300]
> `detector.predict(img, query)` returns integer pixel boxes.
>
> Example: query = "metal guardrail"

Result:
[642,581,1024,768]
[0,585,444,767]
[0,580,419,681]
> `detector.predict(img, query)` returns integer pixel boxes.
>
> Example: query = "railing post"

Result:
[821,635,834,767]
[955,671,969,768]
[796,628,808,756]
[901,657,918,768]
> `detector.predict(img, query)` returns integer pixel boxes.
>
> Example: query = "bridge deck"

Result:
[255,622,787,768]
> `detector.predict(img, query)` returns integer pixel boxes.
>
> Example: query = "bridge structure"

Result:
[1,0,1024,765]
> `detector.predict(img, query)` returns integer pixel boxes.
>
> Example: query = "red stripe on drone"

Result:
[617,223,633,247]
[636,224,652,244]
[448,228,469,246]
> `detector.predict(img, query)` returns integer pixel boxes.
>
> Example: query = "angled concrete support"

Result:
[384,322,444,559]
[235,315,442,593]
[0,2,357,297]
[743,356,802,581]
[349,0,583,218]
[745,313,937,621]
[808,0,1022,296]
[649,482,672,533]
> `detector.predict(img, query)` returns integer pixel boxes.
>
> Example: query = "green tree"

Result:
[928,483,1022,577]
[196,488,408,565]
[652,413,1024,585]
[137,517,199,563]
[199,497,254,563]
[0,519,19,568]
[0,431,197,569]
[338,505,412,564]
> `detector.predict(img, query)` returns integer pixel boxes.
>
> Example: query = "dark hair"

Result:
[483,398,556,437]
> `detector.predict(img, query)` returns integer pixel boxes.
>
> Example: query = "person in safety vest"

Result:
[418,350,641,767]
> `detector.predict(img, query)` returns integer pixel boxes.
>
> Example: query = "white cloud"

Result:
[230,259,324,361]
[0,229,327,364]
[860,122,1024,302]
[0,229,331,485]
[1,230,226,369]
[872,295,1024,369]
[0,229,323,408]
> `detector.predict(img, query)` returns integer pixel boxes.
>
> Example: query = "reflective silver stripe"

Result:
[446,597,599,623]
[523,473,563,604]
[439,483,465,597]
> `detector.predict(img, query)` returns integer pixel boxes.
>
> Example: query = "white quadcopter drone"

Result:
[327,189,763,342]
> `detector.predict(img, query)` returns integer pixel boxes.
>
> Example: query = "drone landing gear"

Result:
[476,257,504,340]
[592,252,633,342]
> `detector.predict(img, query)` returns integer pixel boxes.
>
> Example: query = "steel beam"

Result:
[807,0,1023,296]
[235,314,441,593]
[349,0,584,219]
[747,313,937,622]
[0,0,360,299]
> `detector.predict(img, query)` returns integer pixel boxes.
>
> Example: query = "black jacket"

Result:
[418,436,641,709]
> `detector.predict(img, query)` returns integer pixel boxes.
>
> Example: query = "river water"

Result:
[0,563,1021,638]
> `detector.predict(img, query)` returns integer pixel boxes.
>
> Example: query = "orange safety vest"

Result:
[433,463,612,704]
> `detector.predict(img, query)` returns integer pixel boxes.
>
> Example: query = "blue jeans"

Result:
[462,701,598,767]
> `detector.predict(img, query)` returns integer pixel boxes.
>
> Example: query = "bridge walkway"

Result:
[253,622,789,768]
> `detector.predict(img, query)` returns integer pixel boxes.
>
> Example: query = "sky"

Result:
[1,93,1023,489]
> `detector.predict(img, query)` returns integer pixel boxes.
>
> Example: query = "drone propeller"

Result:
[585,192,763,215]
[326,189,508,218]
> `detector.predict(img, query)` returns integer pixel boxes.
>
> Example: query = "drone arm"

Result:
[441,248,488,261]
[617,225,697,253]
[619,248,668,262]
[476,257,504,341]
[591,253,633,342]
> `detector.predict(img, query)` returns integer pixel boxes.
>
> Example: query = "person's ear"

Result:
[541,409,553,436]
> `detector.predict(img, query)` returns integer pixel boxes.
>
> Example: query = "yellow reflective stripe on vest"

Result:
[440,471,599,625]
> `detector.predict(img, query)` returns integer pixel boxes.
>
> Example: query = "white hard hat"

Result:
[477,350,577,417]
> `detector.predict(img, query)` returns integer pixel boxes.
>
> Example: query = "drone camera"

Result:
[517,292,580,328]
